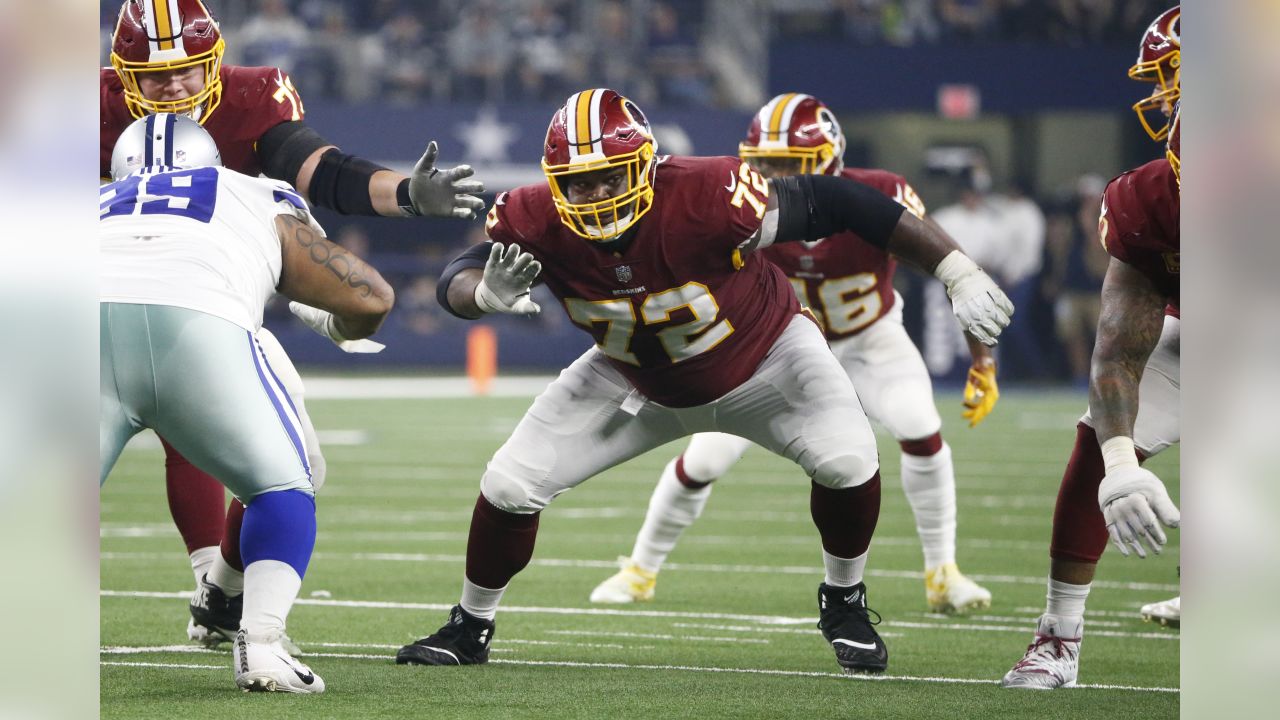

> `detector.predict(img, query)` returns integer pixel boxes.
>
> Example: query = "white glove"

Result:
[934,251,1014,346]
[1098,465,1180,558]
[475,242,542,315]
[405,141,486,219]
[288,302,385,354]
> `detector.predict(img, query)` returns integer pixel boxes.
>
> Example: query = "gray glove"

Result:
[405,141,486,219]
[475,242,542,315]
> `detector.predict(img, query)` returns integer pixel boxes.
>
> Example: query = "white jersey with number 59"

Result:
[99,166,317,331]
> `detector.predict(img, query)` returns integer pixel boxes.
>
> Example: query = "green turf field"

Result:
[101,386,1179,718]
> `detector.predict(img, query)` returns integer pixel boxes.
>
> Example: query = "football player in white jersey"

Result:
[100,114,394,693]
[589,93,996,614]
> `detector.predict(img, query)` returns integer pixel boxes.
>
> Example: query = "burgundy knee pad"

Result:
[810,473,881,559]
[899,432,943,457]
[465,494,541,590]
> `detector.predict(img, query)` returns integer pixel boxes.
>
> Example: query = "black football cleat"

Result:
[396,605,494,666]
[817,582,888,674]
[189,574,243,647]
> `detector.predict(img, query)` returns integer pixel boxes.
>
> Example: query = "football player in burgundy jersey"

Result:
[588,93,998,615]
[394,89,1013,674]
[1002,84,1182,691]
[102,0,485,653]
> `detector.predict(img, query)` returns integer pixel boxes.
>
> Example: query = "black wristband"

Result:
[397,178,416,216]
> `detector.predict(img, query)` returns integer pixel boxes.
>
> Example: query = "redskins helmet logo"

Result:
[619,99,654,142]
[815,107,842,145]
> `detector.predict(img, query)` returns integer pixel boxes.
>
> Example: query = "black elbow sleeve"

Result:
[773,174,905,249]
[257,121,330,185]
[436,242,493,318]
[308,148,390,216]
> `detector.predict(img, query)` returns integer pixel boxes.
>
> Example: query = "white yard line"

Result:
[97,552,1181,591]
[99,653,1178,693]
[100,590,1177,639]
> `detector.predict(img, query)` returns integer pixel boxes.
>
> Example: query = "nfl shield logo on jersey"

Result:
[615,265,634,284]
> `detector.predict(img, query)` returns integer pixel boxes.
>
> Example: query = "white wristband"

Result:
[474,281,498,313]
[933,250,979,289]
[1100,436,1140,474]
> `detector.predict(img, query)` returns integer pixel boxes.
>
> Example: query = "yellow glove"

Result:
[962,358,999,427]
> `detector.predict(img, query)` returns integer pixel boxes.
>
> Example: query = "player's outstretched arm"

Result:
[765,174,1013,345]
[1090,256,1179,557]
[258,123,485,219]
[275,214,395,340]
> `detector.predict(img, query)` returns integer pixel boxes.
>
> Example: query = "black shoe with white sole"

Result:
[190,574,242,646]
[396,605,494,666]
[817,582,888,674]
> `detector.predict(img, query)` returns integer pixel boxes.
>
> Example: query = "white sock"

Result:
[189,546,220,586]
[900,442,957,569]
[1045,577,1091,619]
[208,553,245,597]
[630,459,714,573]
[241,560,302,638]
[823,549,868,588]
[460,578,506,620]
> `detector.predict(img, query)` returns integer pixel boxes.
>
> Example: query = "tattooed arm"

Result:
[274,213,395,339]
[1088,257,1166,444]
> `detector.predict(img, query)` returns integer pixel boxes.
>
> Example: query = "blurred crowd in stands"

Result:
[101,0,1171,108]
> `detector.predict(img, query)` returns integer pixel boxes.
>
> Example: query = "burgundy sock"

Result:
[810,473,881,559]
[464,494,541,589]
[220,499,246,571]
[674,455,712,490]
[1049,423,1111,563]
[899,432,944,457]
[161,436,226,554]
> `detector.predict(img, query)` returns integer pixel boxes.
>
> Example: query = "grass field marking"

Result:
[97,656,1179,694]
[101,644,217,655]
[101,529,1106,554]
[101,590,1178,641]
[303,639,649,650]
[904,611,1129,629]
[544,629,770,644]
[101,661,226,670]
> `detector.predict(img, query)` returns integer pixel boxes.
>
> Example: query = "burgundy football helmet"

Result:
[110,0,226,121]
[739,93,846,176]
[542,88,658,241]
[1166,103,1180,187]
[1128,6,1181,141]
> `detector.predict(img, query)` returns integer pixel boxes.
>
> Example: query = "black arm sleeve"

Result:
[257,121,390,216]
[436,242,493,319]
[770,174,905,249]
[257,121,330,184]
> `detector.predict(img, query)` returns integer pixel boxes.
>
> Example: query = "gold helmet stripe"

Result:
[568,88,607,159]
[147,0,181,52]
[765,93,796,141]
[572,90,590,154]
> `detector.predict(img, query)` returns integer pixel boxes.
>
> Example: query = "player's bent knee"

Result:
[480,469,541,514]
[810,450,879,490]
